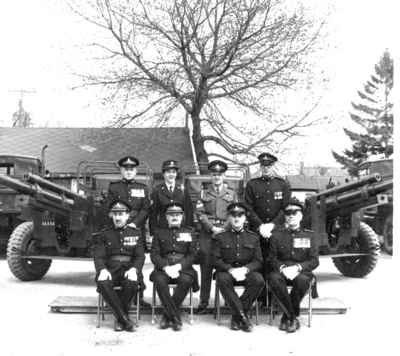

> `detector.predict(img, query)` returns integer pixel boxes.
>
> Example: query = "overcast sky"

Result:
[0,0,395,168]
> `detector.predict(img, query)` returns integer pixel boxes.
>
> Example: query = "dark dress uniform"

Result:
[94,225,145,328]
[212,228,265,320]
[149,182,194,235]
[150,226,199,324]
[196,161,238,309]
[267,227,319,322]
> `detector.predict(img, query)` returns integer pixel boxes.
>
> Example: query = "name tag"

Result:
[274,191,283,200]
[123,236,138,246]
[130,189,145,198]
[177,233,192,242]
[293,238,310,248]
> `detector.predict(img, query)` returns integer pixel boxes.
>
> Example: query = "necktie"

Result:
[169,185,173,193]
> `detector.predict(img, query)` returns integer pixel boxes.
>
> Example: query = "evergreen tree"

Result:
[333,50,393,176]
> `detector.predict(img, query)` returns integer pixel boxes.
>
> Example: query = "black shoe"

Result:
[287,318,300,333]
[159,314,170,330]
[279,315,288,331]
[230,316,241,331]
[114,319,124,332]
[124,318,135,332]
[196,302,209,314]
[139,299,151,309]
[239,312,253,332]
[171,316,182,331]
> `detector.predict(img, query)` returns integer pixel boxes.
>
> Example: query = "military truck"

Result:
[358,158,393,254]
[0,154,44,252]
[1,160,152,281]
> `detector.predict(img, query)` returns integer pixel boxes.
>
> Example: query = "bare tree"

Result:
[71,0,328,164]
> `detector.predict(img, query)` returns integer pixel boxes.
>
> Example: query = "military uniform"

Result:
[195,160,238,309]
[150,225,199,327]
[93,211,145,331]
[267,226,319,325]
[149,183,193,234]
[213,226,265,328]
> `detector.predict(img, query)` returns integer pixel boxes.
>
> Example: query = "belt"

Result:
[109,255,131,262]
[166,252,185,264]
[232,262,244,268]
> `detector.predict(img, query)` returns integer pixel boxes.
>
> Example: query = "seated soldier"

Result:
[150,202,198,331]
[93,200,145,332]
[212,203,265,332]
[267,197,319,333]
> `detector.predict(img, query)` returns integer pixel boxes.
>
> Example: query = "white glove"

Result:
[229,267,248,281]
[128,223,137,229]
[259,223,274,239]
[282,265,300,280]
[98,269,112,281]
[165,264,181,279]
[124,267,138,281]
[212,226,224,235]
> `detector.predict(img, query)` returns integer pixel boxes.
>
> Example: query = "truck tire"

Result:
[332,222,380,277]
[382,214,393,255]
[6,222,52,281]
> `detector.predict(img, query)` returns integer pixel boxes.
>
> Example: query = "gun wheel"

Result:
[6,222,52,281]
[382,214,393,255]
[332,222,380,278]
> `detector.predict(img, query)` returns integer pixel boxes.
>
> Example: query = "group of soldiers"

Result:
[93,153,319,333]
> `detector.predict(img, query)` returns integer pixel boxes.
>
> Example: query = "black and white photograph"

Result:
[0,1,396,355]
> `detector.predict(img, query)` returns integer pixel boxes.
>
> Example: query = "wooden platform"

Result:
[49,295,347,315]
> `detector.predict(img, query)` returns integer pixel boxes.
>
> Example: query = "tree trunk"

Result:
[190,113,208,171]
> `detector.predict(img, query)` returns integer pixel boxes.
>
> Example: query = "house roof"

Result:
[0,127,195,174]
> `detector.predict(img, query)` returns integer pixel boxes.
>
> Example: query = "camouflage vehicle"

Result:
[358,158,393,254]
[0,154,44,252]
[1,160,152,281]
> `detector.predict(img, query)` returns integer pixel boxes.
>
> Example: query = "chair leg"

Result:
[269,296,274,325]
[136,291,140,326]
[151,284,156,325]
[308,282,313,327]
[101,294,105,321]
[255,299,259,325]
[189,287,194,325]
[216,283,221,325]
[97,294,101,328]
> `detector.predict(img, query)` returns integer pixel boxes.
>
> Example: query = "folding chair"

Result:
[266,276,316,327]
[213,278,260,325]
[151,283,194,325]
[97,285,140,328]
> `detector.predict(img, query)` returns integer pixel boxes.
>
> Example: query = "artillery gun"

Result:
[1,161,152,281]
[304,173,393,277]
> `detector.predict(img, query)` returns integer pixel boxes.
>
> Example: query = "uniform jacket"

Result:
[212,228,263,272]
[149,182,194,235]
[196,184,238,232]
[244,176,291,230]
[106,179,150,227]
[150,226,197,277]
[268,227,319,273]
[93,226,145,274]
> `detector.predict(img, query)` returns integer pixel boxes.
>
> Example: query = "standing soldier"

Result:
[267,198,319,332]
[106,155,151,308]
[212,203,265,332]
[150,202,198,331]
[93,200,145,332]
[195,160,238,314]
[149,160,194,235]
[245,152,291,256]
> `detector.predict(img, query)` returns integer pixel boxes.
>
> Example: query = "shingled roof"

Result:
[0,127,195,174]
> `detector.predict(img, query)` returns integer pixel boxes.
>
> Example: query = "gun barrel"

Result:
[0,174,75,207]
[27,173,84,201]
[316,174,381,198]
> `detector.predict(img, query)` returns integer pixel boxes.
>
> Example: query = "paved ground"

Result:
[0,254,396,356]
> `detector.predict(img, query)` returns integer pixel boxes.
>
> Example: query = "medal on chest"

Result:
[130,188,145,198]
[176,232,192,242]
[293,238,310,248]
[123,236,138,246]
[274,191,283,200]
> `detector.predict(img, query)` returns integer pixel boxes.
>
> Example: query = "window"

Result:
[0,165,14,176]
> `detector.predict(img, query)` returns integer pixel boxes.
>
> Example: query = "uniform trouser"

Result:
[197,230,214,304]
[268,271,313,320]
[257,238,270,304]
[216,271,265,317]
[152,271,193,321]
[97,279,139,322]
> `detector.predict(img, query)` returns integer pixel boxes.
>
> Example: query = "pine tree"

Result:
[332,50,393,176]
